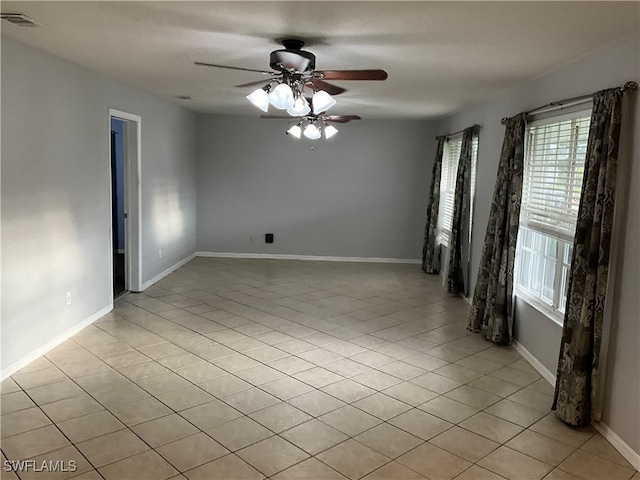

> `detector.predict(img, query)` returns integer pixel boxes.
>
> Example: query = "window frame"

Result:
[515,109,591,324]
[437,134,478,249]
[515,227,573,325]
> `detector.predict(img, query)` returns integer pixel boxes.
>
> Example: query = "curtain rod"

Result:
[500,81,638,125]
[436,124,480,140]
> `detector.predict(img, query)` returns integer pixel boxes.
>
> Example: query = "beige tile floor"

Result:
[2,258,638,480]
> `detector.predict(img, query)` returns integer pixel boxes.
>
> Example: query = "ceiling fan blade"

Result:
[260,115,362,123]
[326,115,362,123]
[318,69,388,81]
[235,78,281,89]
[194,61,274,75]
[308,79,347,96]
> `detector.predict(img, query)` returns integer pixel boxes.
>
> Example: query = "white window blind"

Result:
[438,136,478,247]
[438,138,462,246]
[521,113,590,242]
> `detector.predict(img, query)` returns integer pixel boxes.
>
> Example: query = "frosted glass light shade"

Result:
[303,124,321,140]
[269,83,295,110]
[324,124,338,139]
[246,88,270,112]
[287,124,302,138]
[312,90,336,114]
[287,97,311,117]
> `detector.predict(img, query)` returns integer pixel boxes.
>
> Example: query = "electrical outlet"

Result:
[66,291,71,306]
[158,249,162,259]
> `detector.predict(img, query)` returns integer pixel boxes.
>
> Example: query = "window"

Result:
[437,138,461,246]
[437,136,478,247]
[516,111,590,320]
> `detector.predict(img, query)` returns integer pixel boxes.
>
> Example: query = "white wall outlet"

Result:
[66,291,71,306]
[158,249,162,259]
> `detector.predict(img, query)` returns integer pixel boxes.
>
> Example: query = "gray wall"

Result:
[513,299,562,374]
[436,36,640,455]
[1,37,198,372]
[196,115,435,259]
[602,74,640,457]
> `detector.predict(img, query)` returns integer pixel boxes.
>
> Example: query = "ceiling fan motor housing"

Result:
[270,39,316,73]
[270,49,315,72]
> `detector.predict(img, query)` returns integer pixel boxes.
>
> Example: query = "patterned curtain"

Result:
[468,114,525,344]
[422,137,446,274]
[447,125,479,296]
[553,88,624,426]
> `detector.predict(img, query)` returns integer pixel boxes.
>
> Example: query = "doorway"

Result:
[109,109,142,300]
[111,119,126,296]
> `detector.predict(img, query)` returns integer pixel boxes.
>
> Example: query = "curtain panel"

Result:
[447,125,479,296]
[553,88,625,426]
[468,114,525,345]
[422,136,446,274]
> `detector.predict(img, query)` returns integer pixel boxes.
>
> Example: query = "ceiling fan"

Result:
[261,114,362,123]
[195,39,386,138]
[195,38,388,96]
[261,113,362,139]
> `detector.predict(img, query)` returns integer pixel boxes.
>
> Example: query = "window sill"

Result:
[515,290,564,327]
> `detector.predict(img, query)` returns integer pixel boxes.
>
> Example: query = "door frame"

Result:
[108,108,142,299]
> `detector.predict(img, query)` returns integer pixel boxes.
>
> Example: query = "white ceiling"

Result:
[2,1,638,119]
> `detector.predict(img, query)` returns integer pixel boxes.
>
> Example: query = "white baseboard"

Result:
[1,304,113,381]
[3,253,194,380]
[195,251,421,265]
[594,421,640,472]
[512,340,640,472]
[2,251,413,380]
[512,338,556,385]
[138,253,197,291]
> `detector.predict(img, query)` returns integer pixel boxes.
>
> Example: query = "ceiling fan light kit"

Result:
[287,96,311,117]
[303,123,321,140]
[287,124,302,139]
[246,87,270,112]
[263,114,361,140]
[311,90,336,115]
[286,118,338,140]
[196,38,387,139]
[268,83,295,110]
[324,124,339,139]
